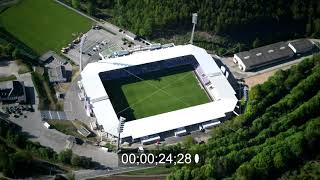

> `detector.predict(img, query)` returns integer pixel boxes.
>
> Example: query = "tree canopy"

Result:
[165,55,320,179]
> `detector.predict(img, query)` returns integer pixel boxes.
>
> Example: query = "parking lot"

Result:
[63,27,143,69]
[1,104,34,119]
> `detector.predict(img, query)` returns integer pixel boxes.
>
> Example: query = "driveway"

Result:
[64,76,93,126]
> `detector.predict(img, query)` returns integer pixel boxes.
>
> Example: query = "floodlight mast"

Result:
[190,13,198,44]
[117,116,126,152]
[79,34,87,72]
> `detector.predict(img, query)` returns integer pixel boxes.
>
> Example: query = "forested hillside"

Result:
[64,0,320,54]
[112,0,320,39]
[166,55,320,179]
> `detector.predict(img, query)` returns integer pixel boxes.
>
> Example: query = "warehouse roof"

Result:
[0,81,25,99]
[288,39,314,53]
[235,42,294,70]
[81,45,238,138]
[48,66,66,83]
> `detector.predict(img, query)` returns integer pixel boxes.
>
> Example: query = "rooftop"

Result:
[0,81,25,99]
[125,30,137,39]
[81,45,238,139]
[0,81,13,90]
[48,66,66,83]
[235,41,294,70]
[41,51,68,67]
[289,39,314,53]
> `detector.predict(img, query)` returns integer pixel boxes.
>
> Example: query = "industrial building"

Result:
[0,81,26,103]
[80,45,238,144]
[233,39,315,71]
[288,39,315,54]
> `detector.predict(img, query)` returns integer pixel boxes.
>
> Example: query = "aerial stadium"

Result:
[79,44,238,144]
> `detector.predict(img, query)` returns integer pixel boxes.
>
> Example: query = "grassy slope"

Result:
[106,69,210,120]
[0,0,91,54]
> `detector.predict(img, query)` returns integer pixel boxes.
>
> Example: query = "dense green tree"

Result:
[5,151,33,178]
[313,19,320,37]
[72,0,80,9]
[71,155,81,166]
[182,136,196,149]
[4,43,14,56]
[70,155,92,168]
[252,38,261,48]
[0,145,9,171]
[11,48,20,59]
[58,149,73,164]
[306,23,312,35]
[87,1,96,16]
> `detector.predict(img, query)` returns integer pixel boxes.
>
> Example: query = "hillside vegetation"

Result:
[64,0,320,54]
[166,55,320,179]
[113,0,320,39]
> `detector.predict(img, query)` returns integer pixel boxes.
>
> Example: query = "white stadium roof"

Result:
[81,44,238,139]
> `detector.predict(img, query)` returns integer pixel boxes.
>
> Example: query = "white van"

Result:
[44,122,51,129]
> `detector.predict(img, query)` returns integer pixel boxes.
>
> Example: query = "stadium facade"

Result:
[80,44,238,144]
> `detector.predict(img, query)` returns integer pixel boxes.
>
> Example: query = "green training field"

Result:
[103,66,210,121]
[0,0,92,54]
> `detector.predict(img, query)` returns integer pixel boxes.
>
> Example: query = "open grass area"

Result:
[47,119,78,137]
[0,0,92,54]
[47,119,96,141]
[104,66,210,121]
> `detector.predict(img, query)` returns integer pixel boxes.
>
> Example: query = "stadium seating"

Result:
[99,55,202,81]
[195,66,211,85]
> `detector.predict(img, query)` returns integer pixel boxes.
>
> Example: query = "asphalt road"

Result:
[74,165,157,180]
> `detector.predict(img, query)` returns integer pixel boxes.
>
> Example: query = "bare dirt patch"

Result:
[245,70,276,88]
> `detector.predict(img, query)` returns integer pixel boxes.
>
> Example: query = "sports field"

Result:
[0,0,92,54]
[104,66,210,120]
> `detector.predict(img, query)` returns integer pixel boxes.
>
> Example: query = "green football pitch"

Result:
[0,0,92,54]
[103,66,211,121]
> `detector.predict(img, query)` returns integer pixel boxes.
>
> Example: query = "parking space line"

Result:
[57,111,61,120]
[48,111,52,120]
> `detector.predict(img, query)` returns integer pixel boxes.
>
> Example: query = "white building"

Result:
[288,39,314,54]
[233,42,294,72]
[233,39,315,72]
[80,44,238,143]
